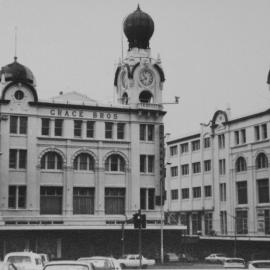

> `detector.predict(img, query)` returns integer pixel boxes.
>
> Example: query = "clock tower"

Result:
[114,5,165,107]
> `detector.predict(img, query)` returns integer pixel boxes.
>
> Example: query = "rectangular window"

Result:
[220,211,227,234]
[86,121,95,138]
[54,119,63,136]
[8,185,26,209]
[170,166,178,177]
[105,188,125,215]
[41,118,50,136]
[255,125,260,141]
[205,212,213,235]
[171,189,178,200]
[204,185,212,197]
[192,140,200,151]
[220,183,226,201]
[9,149,27,169]
[204,160,211,172]
[192,213,201,235]
[262,124,268,139]
[218,134,225,148]
[241,129,246,143]
[73,187,94,214]
[265,210,270,235]
[140,155,146,173]
[105,122,113,139]
[237,181,248,204]
[117,123,125,139]
[140,188,155,210]
[40,186,63,215]
[170,145,178,156]
[192,162,201,174]
[182,188,189,199]
[204,137,210,148]
[74,120,82,137]
[192,187,201,198]
[257,179,269,203]
[236,210,248,234]
[148,155,154,173]
[219,159,226,175]
[147,125,154,141]
[180,143,189,153]
[181,164,189,175]
[140,124,154,141]
[140,155,154,173]
[10,116,27,134]
[235,131,239,145]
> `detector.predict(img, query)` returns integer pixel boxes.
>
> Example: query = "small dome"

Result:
[0,57,36,85]
[123,5,154,50]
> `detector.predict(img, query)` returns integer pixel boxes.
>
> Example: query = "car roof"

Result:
[250,260,270,263]
[46,261,91,265]
[5,252,40,257]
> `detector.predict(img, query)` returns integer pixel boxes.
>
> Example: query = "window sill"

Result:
[9,169,27,172]
[252,138,270,145]
[140,173,155,176]
[105,171,125,175]
[73,170,95,174]
[10,134,27,137]
[40,170,63,173]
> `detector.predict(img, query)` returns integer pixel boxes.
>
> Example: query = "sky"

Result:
[0,0,270,138]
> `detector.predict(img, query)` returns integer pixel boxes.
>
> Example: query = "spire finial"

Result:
[137,4,141,11]
[14,26,18,62]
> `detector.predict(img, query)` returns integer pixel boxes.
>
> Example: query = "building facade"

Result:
[0,6,183,259]
[165,107,270,258]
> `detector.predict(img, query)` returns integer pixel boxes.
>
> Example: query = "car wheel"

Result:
[142,265,147,269]
[120,264,125,269]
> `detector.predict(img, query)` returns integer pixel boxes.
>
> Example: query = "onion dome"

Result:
[0,57,36,85]
[123,5,154,50]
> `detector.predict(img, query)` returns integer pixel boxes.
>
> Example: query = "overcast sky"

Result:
[0,0,270,138]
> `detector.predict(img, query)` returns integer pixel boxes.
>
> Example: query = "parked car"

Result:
[78,257,120,270]
[223,258,246,268]
[164,253,179,262]
[4,251,43,270]
[178,253,199,263]
[117,254,155,269]
[205,253,227,263]
[0,262,17,270]
[248,260,270,269]
[44,261,95,270]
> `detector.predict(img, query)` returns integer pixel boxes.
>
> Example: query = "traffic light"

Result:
[133,213,140,229]
[133,212,147,229]
[141,214,146,229]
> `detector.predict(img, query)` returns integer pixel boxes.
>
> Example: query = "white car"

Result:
[118,254,155,269]
[205,253,227,263]
[78,256,121,270]
[223,258,245,268]
[248,260,270,269]
[44,261,95,270]
[4,251,43,270]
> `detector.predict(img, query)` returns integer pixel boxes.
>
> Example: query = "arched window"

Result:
[74,153,95,171]
[236,157,247,172]
[139,91,153,103]
[41,151,63,170]
[122,93,128,105]
[256,153,268,169]
[105,154,126,172]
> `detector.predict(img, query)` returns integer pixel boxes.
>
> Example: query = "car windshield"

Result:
[7,256,31,264]
[217,254,225,257]
[45,264,89,270]
[252,262,270,268]
[87,259,110,270]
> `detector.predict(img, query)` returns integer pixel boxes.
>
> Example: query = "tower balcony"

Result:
[136,102,163,111]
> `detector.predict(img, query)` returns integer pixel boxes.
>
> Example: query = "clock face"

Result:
[139,69,154,86]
